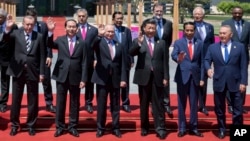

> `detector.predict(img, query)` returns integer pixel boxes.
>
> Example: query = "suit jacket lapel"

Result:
[62,36,70,56]
[143,37,152,57]
[72,36,80,55]
[217,42,226,63]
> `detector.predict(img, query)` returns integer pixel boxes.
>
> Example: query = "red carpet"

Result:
[1,94,250,140]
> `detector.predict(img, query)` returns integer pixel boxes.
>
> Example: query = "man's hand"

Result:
[46,17,56,32]
[39,75,44,82]
[239,84,246,93]
[46,57,52,67]
[200,80,204,87]
[207,69,213,78]
[120,81,127,88]
[79,81,85,88]
[5,14,15,32]
[98,24,105,36]
[177,51,186,63]
[137,31,144,45]
[163,79,168,87]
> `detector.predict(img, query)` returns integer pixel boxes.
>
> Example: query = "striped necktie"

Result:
[26,34,31,51]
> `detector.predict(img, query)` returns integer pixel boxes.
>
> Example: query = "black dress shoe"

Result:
[46,104,56,113]
[141,129,149,136]
[199,108,209,116]
[156,132,167,140]
[122,105,131,113]
[68,128,79,137]
[165,106,173,115]
[218,131,225,139]
[28,128,36,136]
[54,129,64,137]
[86,105,93,114]
[10,128,18,136]
[96,130,104,138]
[0,106,7,113]
[112,130,122,138]
[189,130,203,137]
[243,108,248,114]
[228,106,233,114]
[177,131,186,137]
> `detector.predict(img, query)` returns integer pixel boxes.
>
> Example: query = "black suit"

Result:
[0,24,18,108]
[91,37,127,132]
[153,17,172,108]
[76,23,98,107]
[113,25,133,106]
[3,29,45,129]
[35,21,54,106]
[129,36,168,134]
[222,18,250,107]
[194,21,215,110]
[48,35,87,130]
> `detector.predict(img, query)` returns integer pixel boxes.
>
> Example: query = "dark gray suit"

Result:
[48,35,88,130]
[3,29,45,129]
[129,36,168,134]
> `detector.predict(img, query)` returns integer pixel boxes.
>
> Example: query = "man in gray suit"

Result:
[221,6,250,114]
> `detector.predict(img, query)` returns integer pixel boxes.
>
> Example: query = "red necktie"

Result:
[188,40,193,60]
[148,39,153,56]
[81,25,86,40]
[69,39,74,56]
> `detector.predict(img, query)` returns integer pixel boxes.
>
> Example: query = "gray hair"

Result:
[0,8,7,17]
[76,8,88,16]
[193,6,205,16]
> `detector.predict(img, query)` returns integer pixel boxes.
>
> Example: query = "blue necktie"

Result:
[116,27,121,42]
[224,44,229,62]
[157,20,162,39]
[236,21,241,38]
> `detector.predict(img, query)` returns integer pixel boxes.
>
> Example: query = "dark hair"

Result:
[140,18,156,34]
[152,3,164,11]
[64,19,78,27]
[25,8,37,17]
[232,6,243,13]
[183,21,195,30]
[112,11,123,19]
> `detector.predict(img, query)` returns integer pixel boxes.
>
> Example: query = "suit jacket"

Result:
[76,23,98,67]
[204,41,248,92]
[2,29,45,81]
[113,25,134,70]
[91,37,127,88]
[171,37,204,85]
[48,35,88,85]
[0,24,18,66]
[154,17,173,48]
[222,19,250,61]
[129,37,169,87]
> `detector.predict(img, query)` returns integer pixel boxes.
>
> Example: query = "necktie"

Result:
[224,44,229,62]
[81,25,86,40]
[188,40,193,60]
[69,39,74,56]
[157,20,162,39]
[0,25,3,33]
[198,26,204,40]
[108,41,114,60]
[116,27,121,43]
[26,34,31,51]
[148,39,153,56]
[236,21,241,38]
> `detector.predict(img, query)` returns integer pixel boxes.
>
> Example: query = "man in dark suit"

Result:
[3,15,45,136]
[92,24,127,138]
[129,19,168,140]
[0,8,18,113]
[193,6,215,116]
[171,22,204,138]
[221,6,250,114]
[76,8,98,114]
[204,25,247,139]
[47,19,88,137]
[151,3,173,115]
[112,11,133,113]
[25,8,56,113]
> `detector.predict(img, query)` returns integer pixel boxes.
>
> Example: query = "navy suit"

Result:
[171,37,203,132]
[194,21,215,110]
[91,37,127,132]
[222,19,250,107]
[77,23,98,107]
[113,25,133,106]
[204,41,247,133]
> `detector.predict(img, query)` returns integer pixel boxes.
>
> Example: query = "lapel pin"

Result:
[234,46,236,48]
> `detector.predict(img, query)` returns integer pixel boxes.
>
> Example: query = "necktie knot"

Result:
[224,44,229,62]
[237,21,240,25]
[0,25,3,33]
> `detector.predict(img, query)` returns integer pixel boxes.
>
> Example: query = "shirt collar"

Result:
[68,36,76,42]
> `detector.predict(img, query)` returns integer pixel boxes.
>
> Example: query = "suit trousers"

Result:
[121,70,130,106]
[96,83,120,131]
[0,65,10,106]
[41,65,53,105]
[55,79,80,130]
[177,75,199,132]
[84,67,94,106]
[163,81,170,107]
[10,70,39,128]
[198,75,208,109]
[138,72,166,133]
[214,88,243,132]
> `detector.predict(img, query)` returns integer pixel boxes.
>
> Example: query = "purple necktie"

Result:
[81,25,86,40]
[69,39,74,56]
[148,39,153,56]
